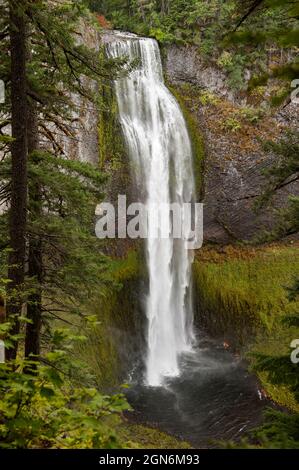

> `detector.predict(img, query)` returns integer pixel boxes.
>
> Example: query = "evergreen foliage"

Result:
[0,322,130,448]
[256,131,299,239]
[88,0,298,95]
[0,0,130,448]
[249,130,299,448]
[1,0,298,451]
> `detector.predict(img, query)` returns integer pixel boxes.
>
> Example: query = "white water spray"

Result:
[107,34,195,386]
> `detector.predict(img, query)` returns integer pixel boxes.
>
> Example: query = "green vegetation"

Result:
[88,0,298,95]
[1,0,298,452]
[0,0,131,449]
[98,80,126,169]
[89,0,238,49]
[228,1,299,104]
[193,244,299,345]
[193,243,299,447]
[255,131,299,239]
[118,421,191,449]
[75,249,142,388]
[221,117,242,133]
[0,322,130,448]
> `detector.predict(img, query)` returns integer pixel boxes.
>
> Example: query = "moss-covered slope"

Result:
[193,242,299,411]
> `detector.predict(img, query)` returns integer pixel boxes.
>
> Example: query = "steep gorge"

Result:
[60,26,299,445]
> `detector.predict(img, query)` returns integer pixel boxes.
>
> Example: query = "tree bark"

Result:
[6,1,28,360]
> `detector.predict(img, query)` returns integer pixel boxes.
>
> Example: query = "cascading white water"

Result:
[107,33,195,387]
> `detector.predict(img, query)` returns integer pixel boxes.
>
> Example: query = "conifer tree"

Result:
[0,0,123,358]
[231,0,299,102]
[5,1,28,359]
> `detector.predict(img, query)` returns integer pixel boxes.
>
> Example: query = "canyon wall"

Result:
[164,44,299,243]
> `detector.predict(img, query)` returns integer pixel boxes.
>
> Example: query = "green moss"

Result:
[118,421,191,449]
[193,243,299,411]
[109,248,144,283]
[167,83,205,199]
[76,248,143,389]
[98,82,126,170]
[194,245,299,340]
[257,372,299,413]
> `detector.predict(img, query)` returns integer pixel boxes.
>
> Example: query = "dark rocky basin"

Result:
[125,334,269,448]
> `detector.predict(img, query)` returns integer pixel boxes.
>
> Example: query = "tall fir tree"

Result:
[6,1,28,359]
[0,0,124,358]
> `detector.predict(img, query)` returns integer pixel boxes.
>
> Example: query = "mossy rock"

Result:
[167,83,205,200]
[118,420,191,449]
[192,242,299,412]
[76,248,145,389]
[193,243,299,346]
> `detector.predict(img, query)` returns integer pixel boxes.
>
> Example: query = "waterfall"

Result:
[107,33,195,387]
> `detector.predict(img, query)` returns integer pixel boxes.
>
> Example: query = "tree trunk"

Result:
[156,0,169,15]
[25,97,42,360]
[6,1,28,360]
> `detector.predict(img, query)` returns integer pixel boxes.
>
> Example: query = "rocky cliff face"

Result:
[57,24,101,167]
[165,44,238,103]
[164,44,299,243]
[62,32,298,245]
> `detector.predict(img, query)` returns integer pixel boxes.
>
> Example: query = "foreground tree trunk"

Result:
[6,1,28,360]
